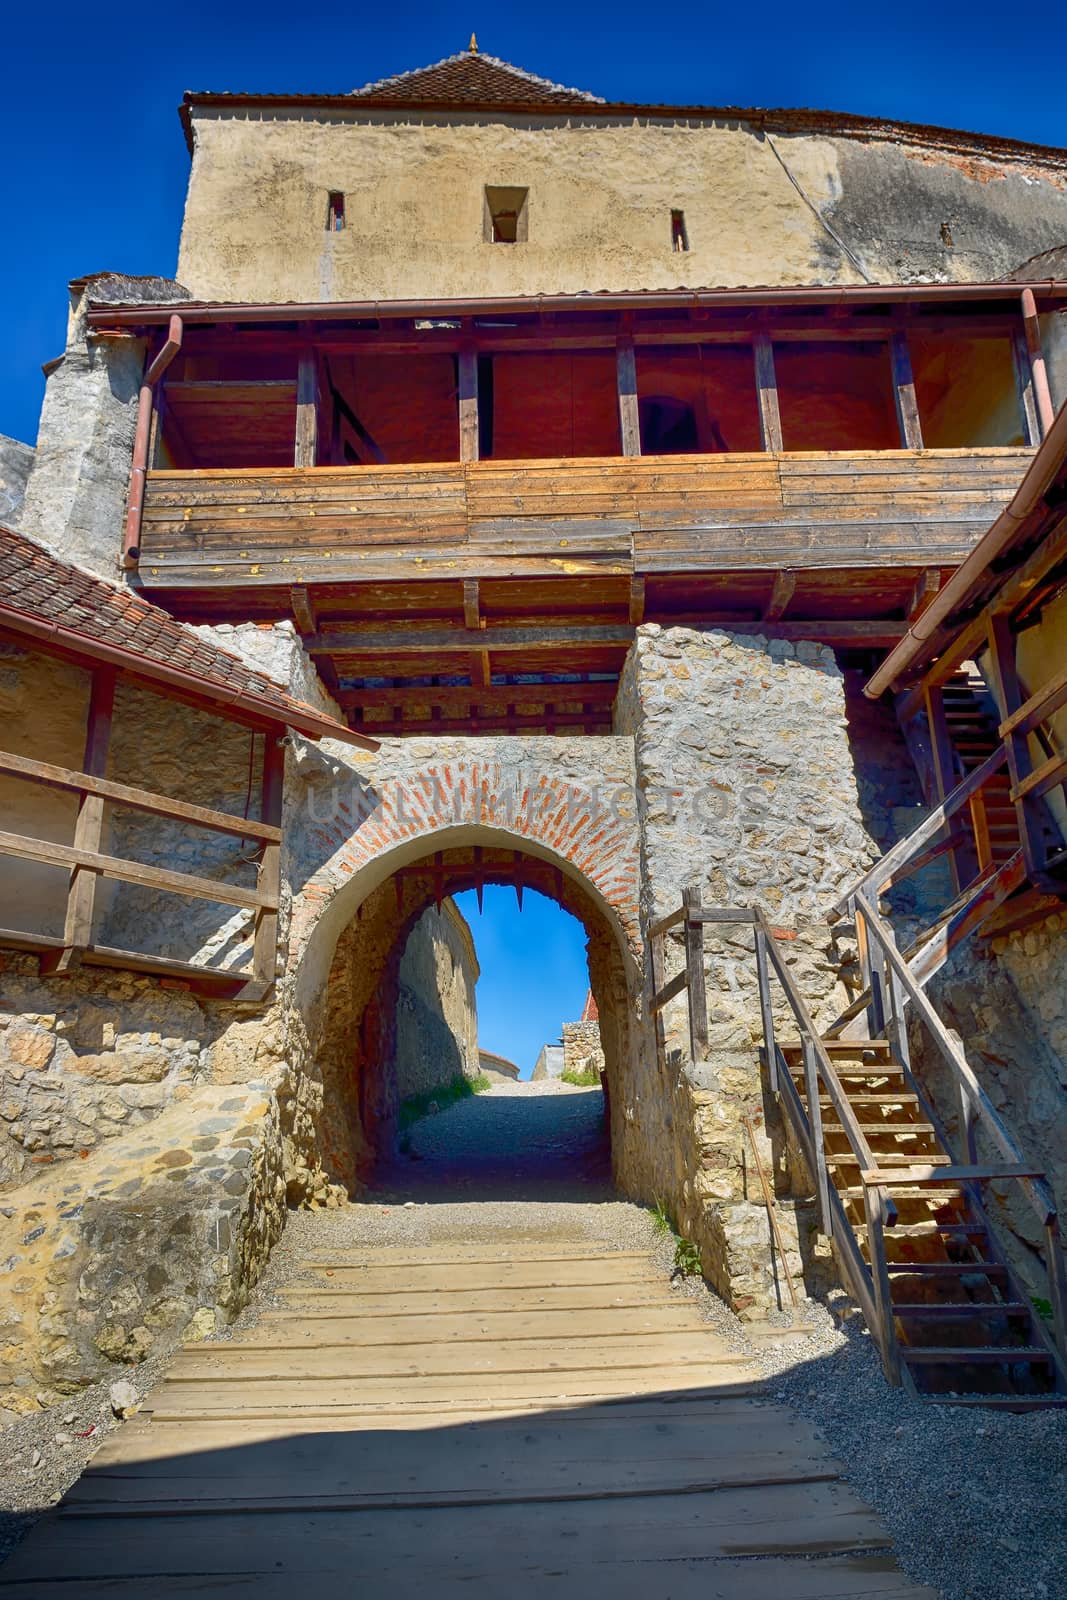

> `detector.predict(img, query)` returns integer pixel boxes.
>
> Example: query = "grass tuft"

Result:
[561,1067,602,1087]
[398,1072,493,1131]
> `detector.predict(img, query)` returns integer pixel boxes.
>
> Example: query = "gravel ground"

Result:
[2,1078,1063,1598]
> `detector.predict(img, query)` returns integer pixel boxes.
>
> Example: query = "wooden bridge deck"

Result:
[0,1240,936,1598]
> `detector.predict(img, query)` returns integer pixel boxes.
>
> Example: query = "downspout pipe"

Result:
[864,398,1067,700]
[122,314,183,569]
[1022,286,1056,438]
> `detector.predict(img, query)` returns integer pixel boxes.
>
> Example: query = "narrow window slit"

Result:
[671,210,689,252]
[326,192,345,232]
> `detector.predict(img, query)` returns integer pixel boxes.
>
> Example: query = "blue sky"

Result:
[452,887,590,1077]
[1,0,1061,444]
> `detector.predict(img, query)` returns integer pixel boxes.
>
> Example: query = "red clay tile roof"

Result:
[351,49,603,107]
[0,523,374,747]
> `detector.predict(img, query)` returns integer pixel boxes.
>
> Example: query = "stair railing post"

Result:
[1044,1213,1067,1368]
[862,1181,902,1386]
[754,922,778,1093]
[802,1031,831,1238]
[854,897,886,1038]
[683,886,709,1064]
[959,1082,980,1166]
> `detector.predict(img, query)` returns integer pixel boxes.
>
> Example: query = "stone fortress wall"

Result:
[394,900,480,1101]
[178,104,1067,305]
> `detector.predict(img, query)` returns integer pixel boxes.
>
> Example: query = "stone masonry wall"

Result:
[561,1021,605,1080]
[616,625,881,1314]
[0,434,33,528]
[394,901,480,1102]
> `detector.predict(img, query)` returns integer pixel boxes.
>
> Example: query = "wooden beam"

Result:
[0,829,275,912]
[250,734,284,991]
[289,584,316,635]
[463,578,482,631]
[753,330,783,453]
[471,649,493,689]
[628,575,646,626]
[335,681,619,712]
[764,570,796,623]
[458,348,479,463]
[294,350,318,468]
[54,669,115,971]
[616,335,641,457]
[890,327,923,450]
[307,624,635,655]
[0,748,282,842]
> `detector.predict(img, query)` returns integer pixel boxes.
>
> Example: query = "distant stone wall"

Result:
[394,900,480,1101]
[531,1045,564,1081]
[562,1020,604,1079]
[479,1050,519,1082]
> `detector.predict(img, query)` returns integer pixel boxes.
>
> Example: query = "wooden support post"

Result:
[753,328,783,453]
[764,570,796,624]
[1011,326,1041,447]
[463,578,481,631]
[802,1033,832,1237]
[458,347,480,462]
[295,350,318,468]
[682,886,709,1063]
[616,334,641,457]
[907,569,942,623]
[958,1082,979,1166]
[251,733,285,990]
[52,669,117,971]
[890,326,923,450]
[628,575,646,626]
[854,900,886,1039]
[986,612,1046,879]
[289,585,316,636]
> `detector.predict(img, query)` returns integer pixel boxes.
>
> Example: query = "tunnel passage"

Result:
[309,843,637,1192]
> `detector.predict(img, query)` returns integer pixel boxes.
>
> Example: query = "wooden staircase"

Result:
[779,1036,1066,1408]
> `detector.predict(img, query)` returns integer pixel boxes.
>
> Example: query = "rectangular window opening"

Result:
[671,210,689,252]
[484,186,529,244]
[326,192,345,232]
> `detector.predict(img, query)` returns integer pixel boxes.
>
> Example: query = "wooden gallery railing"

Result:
[0,669,283,999]
[649,889,1067,1389]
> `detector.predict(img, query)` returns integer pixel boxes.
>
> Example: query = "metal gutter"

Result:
[864,402,1067,699]
[86,281,1067,330]
[0,602,379,751]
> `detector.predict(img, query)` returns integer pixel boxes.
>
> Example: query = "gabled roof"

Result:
[0,524,376,748]
[351,47,603,107]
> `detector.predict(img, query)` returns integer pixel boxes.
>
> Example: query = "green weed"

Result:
[398,1072,493,1132]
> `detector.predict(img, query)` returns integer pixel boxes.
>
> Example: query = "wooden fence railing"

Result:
[0,721,282,999]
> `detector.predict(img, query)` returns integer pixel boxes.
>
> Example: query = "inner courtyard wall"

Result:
[394,900,480,1102]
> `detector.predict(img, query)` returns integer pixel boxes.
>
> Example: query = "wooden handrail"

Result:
[830,745,1007,920]
[854,892,1055,1225]
[0,828,274,913]
[0,748,282,843]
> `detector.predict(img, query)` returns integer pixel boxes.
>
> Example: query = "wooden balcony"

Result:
[139,446,1032,595]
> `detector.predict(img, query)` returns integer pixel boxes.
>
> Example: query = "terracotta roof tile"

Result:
[351,50,603,107]
[0,523,368,745]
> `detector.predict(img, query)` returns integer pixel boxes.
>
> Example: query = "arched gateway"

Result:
[282,744,664,1197]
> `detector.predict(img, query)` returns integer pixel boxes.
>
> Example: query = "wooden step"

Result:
[856,1220,989,1240]
[782,1039,892,1058]
[901,1346,1053,1365]
[891,1302,1029,1319]
[883,1261,1007,1277]
[826,1152,953,1169]
[819,1093,919,1107]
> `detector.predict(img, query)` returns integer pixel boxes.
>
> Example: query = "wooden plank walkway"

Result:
[0,1240,937,1598]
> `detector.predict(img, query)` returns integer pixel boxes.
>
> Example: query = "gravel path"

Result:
[2,1078,1063,1597]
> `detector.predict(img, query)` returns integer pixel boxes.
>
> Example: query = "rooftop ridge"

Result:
[348,48,604,106]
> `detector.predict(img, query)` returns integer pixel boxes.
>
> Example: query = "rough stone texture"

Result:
[0,1083,285,1407]
[615,625,880,1313]
[178,106,1067,302]
[561,1019,605,1079]
[18,276,189,582]
[394,900,480,1100]
[0,436,33,528]
[190,619,341,722]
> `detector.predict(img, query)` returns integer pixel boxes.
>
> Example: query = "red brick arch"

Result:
[288,755,641,985]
